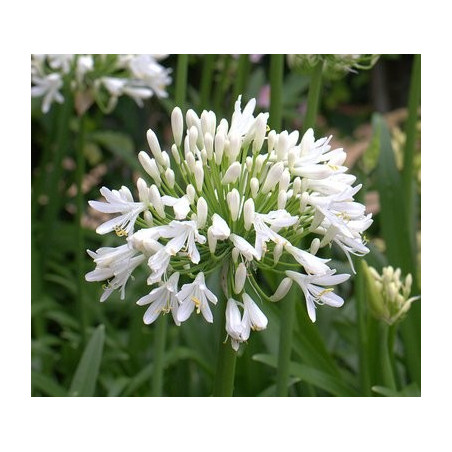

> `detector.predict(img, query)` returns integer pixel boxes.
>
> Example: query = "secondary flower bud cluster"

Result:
[287,54,380,78]
[86,95,372,350]
[365,265,420,325]
[31,54,172,114]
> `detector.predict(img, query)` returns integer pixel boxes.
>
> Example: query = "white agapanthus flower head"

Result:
[86,95,372,350]
[31,54,172,115]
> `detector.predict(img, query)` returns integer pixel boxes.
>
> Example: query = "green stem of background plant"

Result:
[175,54,189,111]
[233,54,251,102]
[199,54,215,110]
[213,294,237,397]
[356,260,372,396]
[379,322,397,390]
[151,314,168,396]
[269,54,284,130]
[76,113,88,343]
[402,54,421,233]
[275,290,296,396]
[303,60,324,132]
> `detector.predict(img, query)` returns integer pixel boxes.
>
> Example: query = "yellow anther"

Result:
[328,163,339,170]
[266,125,271,133]
[191,296,202,314]
[316,288,334,299]
[114,225,128,237]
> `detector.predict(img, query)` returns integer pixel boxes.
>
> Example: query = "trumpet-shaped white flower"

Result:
[241,293,268,340]
[85,244,145,302]
[88,186,147,236]
[177,272,218,323]
[31,73,64,114]
[286,270,350,322]
[136,272,181,325]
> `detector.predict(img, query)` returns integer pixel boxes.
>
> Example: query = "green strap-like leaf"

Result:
[68,324,105,397]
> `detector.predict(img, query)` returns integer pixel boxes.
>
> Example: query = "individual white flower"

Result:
[225,298,245,351]
[88,185,147,236]
[285,244,331,275]
[241,293,268,340]
[85,244,146,302]
[136,272,181,325]
[286,270,350,322]
[31,73,65,114]
[229,234,259,261]
[177,272,218,323]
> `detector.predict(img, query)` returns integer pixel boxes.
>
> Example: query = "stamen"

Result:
[191,296,202,314]
[114,225,128,237]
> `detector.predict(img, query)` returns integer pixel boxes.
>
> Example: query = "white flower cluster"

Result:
[86,95,372,350]
[31,54,172,114]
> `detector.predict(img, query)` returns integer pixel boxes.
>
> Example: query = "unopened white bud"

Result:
[227,189,241,221]
[161,151,170,169]
[197,197,208,229]
[267,130,277,153]
[255,154,265,174]
[185,151,196,173]
[280,169,290,192]
[234,262,247,294]
[200,148,208,165]
[207,228,217,254]
[149,184,165,218]
[171,144,181,165]
[245,156,253,172]
[300,192,309,212]
[276,131,289,160]
[143,210,153,226]
[287,149,297,169]
[164,168,175,188]
[186,110,202,146]
[205,133,214,160]
[214,132,225,165]
[186,184,196,204]
[137,177,150,204]
[189,126,198,153]
[262,162,284,194]
[277,191,287,210]
[310,238,321,255]
[138,151,161,186]
[217,118,228,135]
[273,242,283,264]
[222,162,241,185]
[292,177,301,196]
[228,133,241,162]
[194,161,204,191]
[146,129,164,165]
[252,114,267,154]
[250,178,259,198]
[270,277,293,302]
[243,198,255,231]
[232,247,240,263]
[171,107,184,147]
[300,128,314,156]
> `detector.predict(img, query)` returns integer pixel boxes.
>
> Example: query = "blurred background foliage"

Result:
[31,54,420,397]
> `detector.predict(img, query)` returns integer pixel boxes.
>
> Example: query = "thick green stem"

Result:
[199,54,215,110]
[151,314,168,396]
[233,54,251,101]
[379,322,397,390]
[75,114,88,343]
[40,90,73,274]
[303,60,324,132]
[213,296,237,397]
[175,54,189,110]
[402,54,421,230]
[269,54,284,130]
[356,260,372,396]
[275,291,295,396]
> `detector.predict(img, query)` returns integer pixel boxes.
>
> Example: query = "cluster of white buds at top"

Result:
[364,264,420,325]
[86,95,372,351]
[31,54,172,115]
[287,54,380,78]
